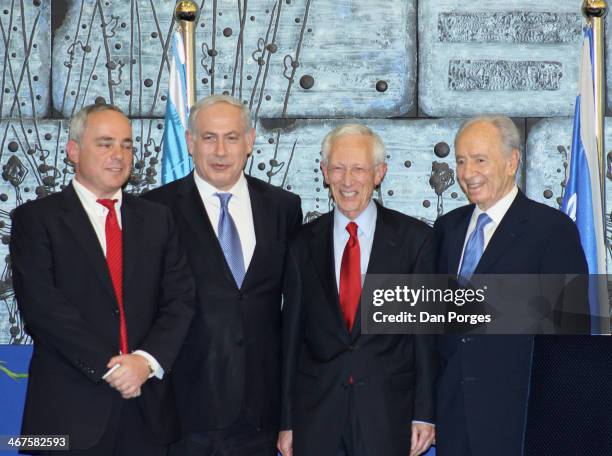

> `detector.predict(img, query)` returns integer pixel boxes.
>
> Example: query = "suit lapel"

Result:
[60,184,116,302]
[309,213,348,336]
[242,176,273,288]
[177,173,236,286]
[350,204,399,338]
[448,207,472,274]
[475,191,529,274]
[121,194,144,284]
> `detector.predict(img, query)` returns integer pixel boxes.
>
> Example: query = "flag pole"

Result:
[583,0,607,240]
[175,1,198,109]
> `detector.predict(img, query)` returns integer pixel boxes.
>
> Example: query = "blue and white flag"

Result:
[561,26,607,328]
[161,30,192,184]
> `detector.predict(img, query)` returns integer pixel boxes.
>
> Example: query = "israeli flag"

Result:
[561,26,607,328]
[161,30,192,184]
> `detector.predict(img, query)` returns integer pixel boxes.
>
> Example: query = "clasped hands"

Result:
[103,353,151,399]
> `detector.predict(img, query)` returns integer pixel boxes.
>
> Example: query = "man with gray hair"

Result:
[433,115,587,455]
[278,124,436,456]
[144,94,302,455]
[10,103,195,454]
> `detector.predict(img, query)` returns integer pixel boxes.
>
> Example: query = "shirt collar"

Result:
[193,171,248,203]
[472,185,518,226]
[334,199,377,238]
[72,177,122,210]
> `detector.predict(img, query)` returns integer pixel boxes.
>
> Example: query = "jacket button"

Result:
[236,338,244,347]
[348,344,357,351]
[113,309,119,316]
[238,293,244,300]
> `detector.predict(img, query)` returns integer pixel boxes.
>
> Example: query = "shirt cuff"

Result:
[133,350,164,379]
[412,420,435,427]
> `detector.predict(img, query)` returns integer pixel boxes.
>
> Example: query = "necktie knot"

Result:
[346,221,359,239]
[475,212,492,232]
[215,192,232,209]
[96,198,118,211]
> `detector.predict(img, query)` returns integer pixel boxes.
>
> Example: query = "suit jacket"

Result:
[433,190,588,456]
[143,172,302,432]
[281,202,437,456]
[10,183,195,450]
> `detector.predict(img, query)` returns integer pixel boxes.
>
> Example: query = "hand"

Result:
[277,430,293,456]
[105,354,150,399]
[410,422,435,456]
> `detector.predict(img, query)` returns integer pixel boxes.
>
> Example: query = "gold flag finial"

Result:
[582,0,608,18]
[175,0,198,22]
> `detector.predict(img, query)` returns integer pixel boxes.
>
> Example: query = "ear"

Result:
[185,131,194,157]
[508,149,520,175]
[66,140,80,165]
[374,162,388,186]
[246,128,256,156]
[321,161,330,186]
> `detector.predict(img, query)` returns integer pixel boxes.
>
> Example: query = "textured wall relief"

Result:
[53,0,416,119]
[438,12,581,44]
[448,60,563,92]
[526,118,612,271]
[0,0,50,118]
[419,1,581,117]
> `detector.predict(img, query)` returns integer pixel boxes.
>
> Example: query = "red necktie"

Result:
[339,222,361,331]
[97,199,128,355]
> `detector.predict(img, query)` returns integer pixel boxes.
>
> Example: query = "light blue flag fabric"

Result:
[561,26,607,331]
[161,30,192,184]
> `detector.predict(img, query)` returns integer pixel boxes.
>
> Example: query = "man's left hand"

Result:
[105,354,150,399]
[410,422,435,456]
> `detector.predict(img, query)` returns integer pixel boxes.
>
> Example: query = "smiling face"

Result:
[67,109,133,199]
[321,134,387,220]
[187,102,255,191]
[455,121,520,211]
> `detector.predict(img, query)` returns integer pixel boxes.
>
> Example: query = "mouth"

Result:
[339,190,358,198]
[105,167,124,174]
[211,163,230,171]
[465,182,483,192]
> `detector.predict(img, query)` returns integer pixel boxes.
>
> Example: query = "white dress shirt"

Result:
[193,171,257,271]
[457,185,519,274]
[333,199,377,290]
[72,178,163,380]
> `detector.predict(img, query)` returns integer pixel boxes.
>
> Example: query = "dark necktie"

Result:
[215,192,246,288]
[339,222,361,331]
[96,198,128,355]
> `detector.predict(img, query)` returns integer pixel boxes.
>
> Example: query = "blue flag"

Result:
[161,30,192,184]
[561,26,607,330]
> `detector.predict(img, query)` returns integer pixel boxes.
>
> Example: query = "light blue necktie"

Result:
[458,212,492,284]
[215,192,245,288]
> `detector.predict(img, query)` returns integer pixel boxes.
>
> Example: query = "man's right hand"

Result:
[277,430,293,456]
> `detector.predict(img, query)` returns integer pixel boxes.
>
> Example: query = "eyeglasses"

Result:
[327,164,378,179]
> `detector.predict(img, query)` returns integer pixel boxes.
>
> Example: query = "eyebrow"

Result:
[95,136,133,144]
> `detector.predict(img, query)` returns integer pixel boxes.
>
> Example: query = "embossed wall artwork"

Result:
[526,117,612,270]
[53,0,417,119]
[0,0,609,342]
[419,1,583,117]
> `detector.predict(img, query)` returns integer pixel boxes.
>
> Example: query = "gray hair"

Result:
[188,94,252,136]
[69,103,125,144]
[321,124,386,165]
[455,115,522,156]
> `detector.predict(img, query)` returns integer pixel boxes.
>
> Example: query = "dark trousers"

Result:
[335,390,368,456]
[36,399,166,456]
[169,415,277,456]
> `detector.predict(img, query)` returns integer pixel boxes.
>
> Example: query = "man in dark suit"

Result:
[144,94,302,455]
[10,103,195,455]
[277,124,436,456]
[433,115,588,456]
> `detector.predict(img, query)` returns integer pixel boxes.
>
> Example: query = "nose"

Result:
[214,138,227,156]
[341,168,354,187]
